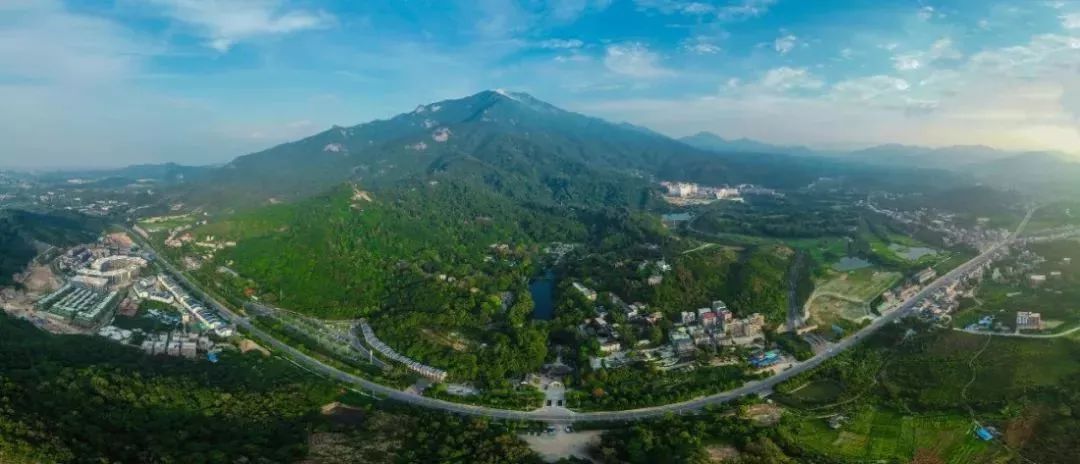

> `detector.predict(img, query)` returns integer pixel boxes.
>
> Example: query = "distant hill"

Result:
[30,163,209,190]
[964,151,1080,195]
[679,132,818,157]
[682,132,1080,196]
[840,144,1016,169]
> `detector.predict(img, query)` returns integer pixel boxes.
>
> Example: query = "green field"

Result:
[1021,202,1080,235]
[782,409,1002,463]
[817,268,902,301]
[773,379,845,409]
[807,268,901,325]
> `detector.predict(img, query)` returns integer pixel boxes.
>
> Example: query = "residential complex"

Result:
[36,282,120,328]
[158,276,233,337]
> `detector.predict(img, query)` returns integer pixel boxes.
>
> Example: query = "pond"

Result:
[889,244,938,261]
[832,256,872,272]
[661,212,693,223]
[529,269,556,320]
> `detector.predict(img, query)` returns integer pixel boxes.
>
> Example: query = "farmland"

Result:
[780,409,1001,463]
[773,319,1080,462]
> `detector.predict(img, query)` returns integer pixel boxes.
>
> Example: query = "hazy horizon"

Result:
[2,0,1079,169]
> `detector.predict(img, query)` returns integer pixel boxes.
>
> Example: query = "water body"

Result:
[529,269,556,320]
[833,256,872,272]
[889,244,938,261]
[662,213,693,223]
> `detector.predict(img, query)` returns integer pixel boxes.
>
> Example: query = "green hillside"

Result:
[179,90,699,210]
[0,314,546,464]
[0,210,106,286]
[198,180,662,315]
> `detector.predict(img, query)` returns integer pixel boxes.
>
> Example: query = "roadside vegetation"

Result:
[0,314,553,464]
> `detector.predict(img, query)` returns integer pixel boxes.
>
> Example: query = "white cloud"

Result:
[893,55,922,71]
[917,6,936,21]
[603,42,673,78]
[537,38,584,49]
[546,0,613,22]
[831,75,911,103]
[774,33,798,54]
[681,2,715,15]
[579,30,1080,155]
[681,36,722,54]
[1063,13,1080,29]
[928,38,962,60]
[716,0,777,21]
[892,37,962,71]
[0,1,145,85]
[968,34,1080,75]
[759,67,822,91]
[634,0,774,21]
[0,1,260,168]
[147,0,335,52]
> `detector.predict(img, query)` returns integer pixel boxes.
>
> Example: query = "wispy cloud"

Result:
[773,33,799,55]
[583,30,1080,153]
[917,5,937,21]
[0,0,145,85]
[147,0,335,52]
[603,42,673,78]
[892,37,962,71]
[537,38,584,49]
[1062,13,1080,29]
[634,0,775,21]
[681,35,723,54]
[716,0,777,21]
[831,75,910,103]
[759,67,822,91]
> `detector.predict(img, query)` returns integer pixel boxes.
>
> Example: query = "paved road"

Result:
[126,210,1032,422]
[785,250,806,332]
[953,325,1080,339]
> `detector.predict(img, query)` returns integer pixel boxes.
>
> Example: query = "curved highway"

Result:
[126,209,1032,423]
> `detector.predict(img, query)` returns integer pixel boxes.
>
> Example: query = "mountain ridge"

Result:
[179,89,721,209]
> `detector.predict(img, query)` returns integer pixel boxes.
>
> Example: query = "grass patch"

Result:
[781,409,1003,463]
[773,380,844,408]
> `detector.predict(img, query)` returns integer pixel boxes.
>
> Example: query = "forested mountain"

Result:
[180,90,718,209]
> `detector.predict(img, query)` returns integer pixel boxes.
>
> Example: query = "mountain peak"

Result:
[489,88,527,101]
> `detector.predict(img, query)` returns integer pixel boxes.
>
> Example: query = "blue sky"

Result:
[2,0,1079,168]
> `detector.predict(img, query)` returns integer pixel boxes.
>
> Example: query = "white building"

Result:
[1016,311,1043,330]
